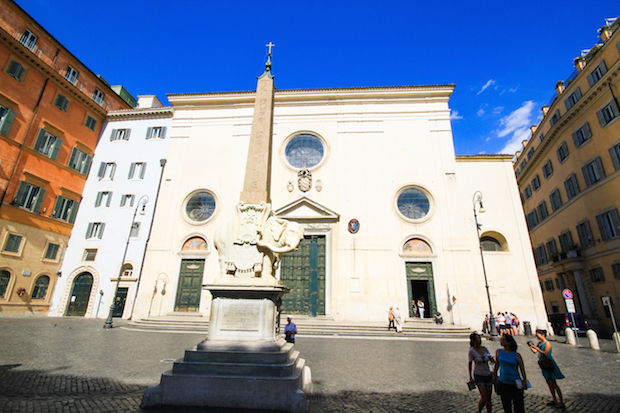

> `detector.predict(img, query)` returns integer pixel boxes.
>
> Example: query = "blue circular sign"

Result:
[562,289,573,299]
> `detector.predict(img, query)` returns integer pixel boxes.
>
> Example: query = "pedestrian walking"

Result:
[468,332,494,413]
[411,300,418,317]
[394,307,403,333]
[284,316,297,344]
[528,329,565,409]
[510,313,519,336]
[388,306,395,330]
[417,299,425,319]
[493,335,527,413]
[497,313,505,335]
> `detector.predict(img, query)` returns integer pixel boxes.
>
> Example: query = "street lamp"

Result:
[473,191,498,338]
[103,195,148,329]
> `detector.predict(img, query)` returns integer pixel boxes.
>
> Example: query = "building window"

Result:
[93,89,104,105]
[97,162,116,180]
[526,210,539,230]
[531,175,541,191]
[558,231,574,252]
[524,185,532,199]
[589,267,605,283]
[284,133,325,168]
[572,122,592,147]
[85,116,97,131]
[14,181,45,213]
[0,105,16,136]
[596,208,620,241]
[19,29,38,51]
[564,87,582,111]
[146,126,166,139]
[597,99,620,127]
[44,243,60,261]
[544,279,554,291]
[82,249,97,261]
[550,110,561,126]
[564,174,580,200]
[519,160,526,170]
[555,276,566,290]
[549,189,563,212]
[556,141,569,163]
[34,129,62,160]
[546,238,558,259]
[612,263,620,280]
[542,159,554,179]
[6,60,25,81]
[535,245,547,265]
[54,94,70,112]
[67,147,92,174]
[31,275,50,299]
[527,148,534,160]
[396,187,431,220]
[185,191,216,222]
[537,201,549,221]
[64,65,79,84]
[0,270,10,298]
[51,196,78,223]
[130,222,140,238]
[122,263,133,277]
[85,222,105,239]
[128,162,146,179]
[120,194,135,207]
[538,132,545,143]
[587,60,607,86]
[610,142,620,171]
[576,220,594,248]
[480,236,502,251]
[95,191,112,207]
[582,157,606,187]
[3,233,23,253]
[110,128,130,141]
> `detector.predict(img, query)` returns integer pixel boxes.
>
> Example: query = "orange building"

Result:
[0,0,131,312]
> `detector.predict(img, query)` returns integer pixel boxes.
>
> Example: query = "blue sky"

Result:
[17,1,618,155]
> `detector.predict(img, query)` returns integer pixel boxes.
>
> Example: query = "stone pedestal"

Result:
[141,285,311,413]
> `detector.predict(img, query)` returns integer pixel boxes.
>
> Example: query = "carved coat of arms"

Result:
[298,169,312,192]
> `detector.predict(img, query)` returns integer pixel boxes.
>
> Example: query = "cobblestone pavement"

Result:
[0,317,619,412]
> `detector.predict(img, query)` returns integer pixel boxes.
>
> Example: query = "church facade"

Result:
[130,84,548,330]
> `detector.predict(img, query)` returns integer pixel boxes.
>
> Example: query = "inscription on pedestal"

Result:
[220,300,261,331]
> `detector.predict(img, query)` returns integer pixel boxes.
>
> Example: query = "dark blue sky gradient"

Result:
[17,1,618,154]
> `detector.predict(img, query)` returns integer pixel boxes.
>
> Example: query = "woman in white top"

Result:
[468,332,495,413]
[394,307,403,333]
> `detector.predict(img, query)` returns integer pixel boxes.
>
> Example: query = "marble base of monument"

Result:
[141,285,311,413]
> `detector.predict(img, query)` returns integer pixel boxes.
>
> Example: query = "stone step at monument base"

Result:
[127,316,472,338]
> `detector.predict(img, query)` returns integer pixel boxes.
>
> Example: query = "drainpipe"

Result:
[128,158,167,319]
[0,78,49,206]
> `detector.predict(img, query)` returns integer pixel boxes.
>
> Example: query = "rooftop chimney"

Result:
[599,25,613,42]
[555,81,565,95]
[516,151,521,158]
[574,56,586,71]
[530,125,537,135]
[542,106,549,116]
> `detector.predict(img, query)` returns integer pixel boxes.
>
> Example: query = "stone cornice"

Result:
[455,154,513,162]
[106,106,174,121]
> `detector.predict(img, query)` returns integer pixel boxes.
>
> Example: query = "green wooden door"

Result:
[406,262,437,317]
[112,287,128,317]
[174,259,204,312]
[280,235,325,316]
[66,272,93,316]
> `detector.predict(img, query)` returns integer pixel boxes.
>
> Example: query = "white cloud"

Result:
[509,85,519,93]
[450,110,463,120]
[485,137,491,142]
[477,79,496,95]
[478,151,487,155]
[477,108,485,117]
[493,106,504,115]
[497,100,537,154]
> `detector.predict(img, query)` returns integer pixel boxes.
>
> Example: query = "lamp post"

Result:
[103,195,148,329]
[473,191,498,338]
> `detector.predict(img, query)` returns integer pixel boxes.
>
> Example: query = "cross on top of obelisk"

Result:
[265,42,275,71]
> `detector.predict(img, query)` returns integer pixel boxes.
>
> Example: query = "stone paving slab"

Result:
[0,317,618,412]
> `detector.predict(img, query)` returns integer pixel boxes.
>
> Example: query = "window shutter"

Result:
[140,163,146,179]
[582,165,592,186]
[609,145,620,170]
[128,163,136,179]
[610,99,620,118]
[161,127,167,138]
[146,127,152,139]
[596,108,607,126]
[68,147,78,168]
[110,129,117,141]
[587,73,595,87]
[125,129,131,140]
[110,163,116,179]
[0,109,16,136]
[83,155,92,175]
[611,209,620,236]
[95,192,102,207]
[34,129,46,151]
[99,223,105,239]
[574,87,582,100]
[14,181,28,205]
[596,214,609,241]
[50,137,62,160]
[572,130,580,147]
[106,193,112,207]
[617,40,620,54]
[68,201,78,224]
[51,196,60,217]
[86,223,93,238]
[34,188,45,213]
[564,99,571,111]
[594,156,606,179]
[583,122,592,139]
[599,60,608,76]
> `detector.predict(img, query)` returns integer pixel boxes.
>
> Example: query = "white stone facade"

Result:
[48,96,172,318]
[128,86,548,331]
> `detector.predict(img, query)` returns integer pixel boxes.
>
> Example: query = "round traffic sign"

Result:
[562,289,573,299]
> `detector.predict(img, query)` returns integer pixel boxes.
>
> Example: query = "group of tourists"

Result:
[410,299,426,318]
[388,306,404,333]
[468,330,565,413]
[483,312,521,336]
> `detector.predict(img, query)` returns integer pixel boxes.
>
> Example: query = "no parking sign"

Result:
[562,289,573,300]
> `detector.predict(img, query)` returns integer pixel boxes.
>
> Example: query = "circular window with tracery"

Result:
[284,133,325,169]
[396,187,431,220]
[185,191,216,223]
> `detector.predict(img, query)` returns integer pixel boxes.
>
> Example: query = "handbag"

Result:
[537,358,554,371]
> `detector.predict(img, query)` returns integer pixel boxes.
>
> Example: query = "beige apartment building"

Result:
[514,18,620,336]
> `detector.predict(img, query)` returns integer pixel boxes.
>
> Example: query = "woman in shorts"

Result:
[468,332,494,413]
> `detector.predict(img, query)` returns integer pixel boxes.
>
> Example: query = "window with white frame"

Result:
[128,162,146,179]
[6,60,25,81]
[582,157,606,187]
[0,104,16,136]
[14,181,45,213]
[120,194,135,207]
[3,233,23,253]
[130,222,140,238]
[85,222,105,239]
[110,128,130,141]
[597,99,620,127]
[34,129,62,160]
[95,191,112,207]
[596,208,620,241]
[19,29,38,51]
[51,196,78,223]
[146,126,166,139]
[64,65,79,84]
[67,147,92,174]
[97,162,116,180]
[93,88,105,105]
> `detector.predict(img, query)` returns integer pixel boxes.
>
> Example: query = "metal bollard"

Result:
[565,327,577,345]
[586,329,600,350]
[613,332,620,353]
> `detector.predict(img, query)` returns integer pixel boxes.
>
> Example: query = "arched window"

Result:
[121,263,133,277]
[31,275,50,299]
[182,236,208,251]
[480,231,508,251]
[402,238,433,255]
[0,270,10,298]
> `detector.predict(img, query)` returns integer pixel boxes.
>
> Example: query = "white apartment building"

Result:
[48,95,172,319]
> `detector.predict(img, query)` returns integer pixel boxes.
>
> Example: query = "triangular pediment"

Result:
[274,196,340,222]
